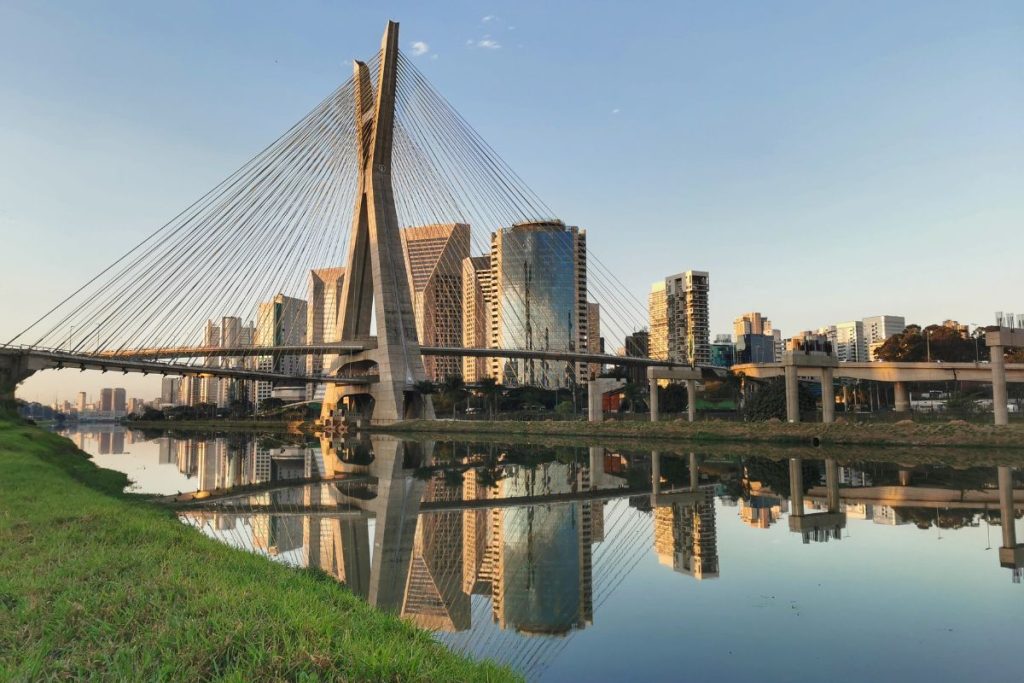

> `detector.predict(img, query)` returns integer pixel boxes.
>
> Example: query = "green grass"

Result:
[0,414,519,682]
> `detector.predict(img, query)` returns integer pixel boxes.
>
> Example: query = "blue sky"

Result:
[1,0,1021,401]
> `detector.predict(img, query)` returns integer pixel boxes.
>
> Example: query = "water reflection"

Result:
[61,425,1024,681]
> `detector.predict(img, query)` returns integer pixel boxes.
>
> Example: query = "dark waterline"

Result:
[60,424,1024,682]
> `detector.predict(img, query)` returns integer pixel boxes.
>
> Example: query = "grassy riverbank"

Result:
[374,417,1024,449]
[0,414,518,682]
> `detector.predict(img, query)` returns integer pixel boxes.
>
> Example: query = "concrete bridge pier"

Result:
[588,378,624,423]
[894,381,910,414]
[651,451,661,497]
[647,366,702,423]
[0,352,37,406]
[991,347,1008,426]
[784,365,800,423]
[689,452,699,490]
[649,381,659,422]
[997,466,1024,571]
[789,458,804,513]
[686,379,697,422]
[821,367,835,424]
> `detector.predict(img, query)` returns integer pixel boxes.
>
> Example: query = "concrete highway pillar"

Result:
[689,452,699,490]
[991,346,1009,426]
[587,381,603,423]
[650,381,659,422]
[686,379,697,422]
[785,365,800,423]
[651,451,661,497]
[789,458,804,515]
[894,381,910,414]
[589,446,605,490]
[821,367,835,424]
[825,458,840,513]
[998,466,1016,549]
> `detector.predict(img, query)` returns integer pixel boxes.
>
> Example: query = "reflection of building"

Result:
[489,221,587,388]
[739,495,787,528]
[654,489,719,579]
[489,463,593,634]
[402,224,470,382]
[402,473,470,631]
[872,505,907,526]
[461,255,493,382]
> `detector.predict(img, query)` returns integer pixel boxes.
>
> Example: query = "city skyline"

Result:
[4,2,1019,403]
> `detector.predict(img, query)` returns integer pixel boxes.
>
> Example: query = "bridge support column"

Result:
[587,378,623,423]
[0,353,35,407]
[689,452,699,490]
[991,346,1008,426]
[821,367,835,424]
[825,458,840,512]
[784,365,799,423]
[650,381,659,422]
[651,451,661,497]
[999,466,1016,550]
[894,381,910,414]
[686,379,696,422]
[789,458,804,514]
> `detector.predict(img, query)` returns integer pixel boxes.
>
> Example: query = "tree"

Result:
[475,377,502,419]
[622,382,647,414]
[554,400,575,417]
[744,377,814,421]
[874,324,989,362]
[439,374,467,418]
[258,397,285,414]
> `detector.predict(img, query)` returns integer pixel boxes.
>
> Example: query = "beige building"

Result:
[401,224,470,382]
[306,267,346,396]
[654,491,719,580]
[255,294,307,405]
[461,255,493,382]
[649,271,710,365]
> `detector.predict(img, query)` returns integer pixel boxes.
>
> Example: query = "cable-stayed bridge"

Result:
[1,21,690,422]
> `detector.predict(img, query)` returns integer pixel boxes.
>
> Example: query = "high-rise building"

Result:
[585,302,602,379]
[863,315,905,361]
[199,320,221,405]
[99,388,114,414]
[830,321,866,362]
[489,221,587,387]
[649,271,710,366]
[710,334,735,368]
[113,388,127,415]
[76,391,87,413]
[216,315,252,408]
[306,267,346,397]
[733,312,780,364]
[401,224,470,382]
[622,329,650,384]
[255,294,308,405]
[160,377,180,407]
[461,255,493,382]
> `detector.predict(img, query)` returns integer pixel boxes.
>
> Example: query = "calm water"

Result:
[60,424,1024,682]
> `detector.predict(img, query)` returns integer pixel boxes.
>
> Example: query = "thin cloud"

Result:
[410,41,430,57]
[476,38,501,49]
[482,15,495,22]
[611,108,621,114]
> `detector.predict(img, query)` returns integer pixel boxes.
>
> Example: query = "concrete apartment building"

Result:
[649,271,710,366]
[461,255,492,382]
[401,224,471,382]
[255,293,308,404]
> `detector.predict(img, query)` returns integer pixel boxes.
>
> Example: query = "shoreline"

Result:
[369,417,1024,450]
[0,413,518,681]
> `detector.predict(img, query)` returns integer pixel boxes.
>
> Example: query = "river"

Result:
[58,423,1024,682]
